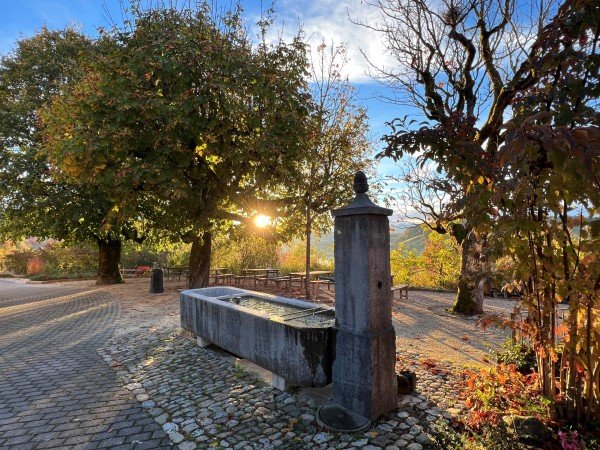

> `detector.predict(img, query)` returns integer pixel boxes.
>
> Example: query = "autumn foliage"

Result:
[461,365,550,430]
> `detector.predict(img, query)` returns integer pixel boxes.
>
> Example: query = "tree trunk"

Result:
[188,231,211,289]
[451,230,484,315]
[96,238,123,285]
[305,205,312,300]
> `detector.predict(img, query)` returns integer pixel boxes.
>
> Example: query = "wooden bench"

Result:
[232,275,254,286]
[391,284,409,300]
[214,273,234,284]
[120,268,138,277]
[266,276,292,289]
[310,279,335,301]
[166,267,188,281]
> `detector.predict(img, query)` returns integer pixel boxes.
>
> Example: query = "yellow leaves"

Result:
[62,154,83,178]
[581,253,597,265]
[496,371,507,385]
[194,142,207,157]
[206,154,222,168]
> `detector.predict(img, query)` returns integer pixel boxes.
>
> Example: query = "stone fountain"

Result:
[317,171,398,431]
[180,171,398,431]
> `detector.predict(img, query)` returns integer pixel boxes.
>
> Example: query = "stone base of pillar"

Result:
[332,327,398,420]
[197,336,212,348]
[271,373,293,391]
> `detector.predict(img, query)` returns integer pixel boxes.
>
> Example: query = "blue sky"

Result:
[0,0,414,207]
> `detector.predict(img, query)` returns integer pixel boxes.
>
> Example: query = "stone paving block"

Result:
[116,425,144,437]
[0,283,170,450]
[3,434,34,446]
[94,436,126,447]
[33,438,69,449]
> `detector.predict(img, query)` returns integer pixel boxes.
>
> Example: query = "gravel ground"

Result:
[391,290,515,367]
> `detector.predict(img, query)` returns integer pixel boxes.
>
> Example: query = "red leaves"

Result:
[459,365,548,431]
[419,358,448,375]
[555,323,569,339]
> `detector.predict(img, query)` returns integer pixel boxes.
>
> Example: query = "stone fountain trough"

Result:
[180,287,334,387]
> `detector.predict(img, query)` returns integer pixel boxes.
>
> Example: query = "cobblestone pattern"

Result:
[101,326,467,450]
[0,283,171,449]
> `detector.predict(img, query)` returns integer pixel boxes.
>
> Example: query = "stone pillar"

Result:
[331,171,397,420]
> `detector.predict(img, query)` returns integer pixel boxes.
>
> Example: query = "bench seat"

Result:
[391,284,409,300]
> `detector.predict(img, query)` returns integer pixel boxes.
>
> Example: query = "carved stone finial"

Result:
[353,171,368,194]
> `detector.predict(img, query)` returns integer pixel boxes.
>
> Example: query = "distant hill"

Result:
[391,225,428,254]
[313,222,428,258]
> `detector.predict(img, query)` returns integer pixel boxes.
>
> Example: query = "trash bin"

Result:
[150,268,164,294]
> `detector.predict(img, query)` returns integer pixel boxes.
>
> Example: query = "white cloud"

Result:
[270,0,395,83]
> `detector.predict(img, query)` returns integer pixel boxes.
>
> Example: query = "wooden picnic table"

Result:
[239,268,280,287]
[288,271,333,284]
[240,268,279,276]
[287,271,334,301]
[166,266,188,281]
[210,267,231,274]
[289,270,332,278]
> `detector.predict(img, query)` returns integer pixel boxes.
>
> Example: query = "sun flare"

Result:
[254,214,271,228]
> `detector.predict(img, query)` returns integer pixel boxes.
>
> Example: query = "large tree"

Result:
[0,28,146,284]
[279,41,373,299]
[40,4,311,288]
[489,0,599,425]
[361,0,562,314]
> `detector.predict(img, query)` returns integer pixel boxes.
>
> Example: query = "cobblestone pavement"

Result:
[100,325,466,450]
[0,280,171,449]
[1,278,508,450]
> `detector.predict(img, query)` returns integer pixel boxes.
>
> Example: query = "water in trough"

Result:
[221,295,335,326]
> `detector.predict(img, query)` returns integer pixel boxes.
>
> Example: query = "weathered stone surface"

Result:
[332,190,397,421]
[180,287,334,387]
[407,443,423,450]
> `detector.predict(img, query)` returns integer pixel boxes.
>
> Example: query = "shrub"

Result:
[211,232,280,273]
[4,248,37,274]
[26,256,44,275]
[121,242,169,268]
[40,241,97,276]
[278,240,333,274]
[135,265,152,276]
[494,339,537,374]
[431,419,527,450]
[1,240,97,279]
[461,365,551,431]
